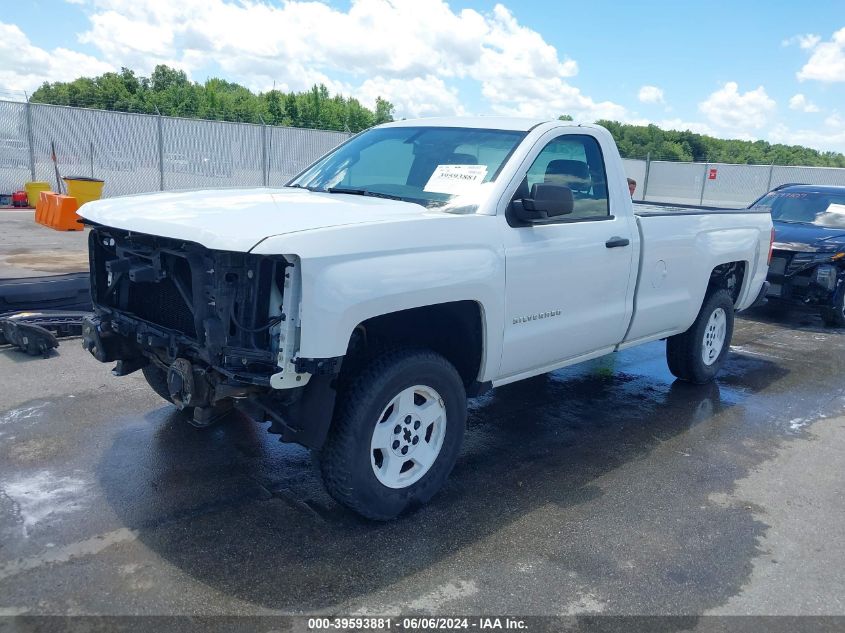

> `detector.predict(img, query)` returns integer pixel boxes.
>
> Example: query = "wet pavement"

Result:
[0,305,844,617]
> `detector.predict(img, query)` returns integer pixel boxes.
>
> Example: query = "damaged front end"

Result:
[83,226,338,446]
[767,246,845,306]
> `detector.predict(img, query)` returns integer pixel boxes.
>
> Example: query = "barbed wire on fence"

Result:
[622,153,823,167]
[12,96,354,130]
[0,90,364,133]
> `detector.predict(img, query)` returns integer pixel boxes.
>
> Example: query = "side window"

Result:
[517,134,609,221]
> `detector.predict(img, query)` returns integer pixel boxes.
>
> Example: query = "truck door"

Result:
[498,132,636,379]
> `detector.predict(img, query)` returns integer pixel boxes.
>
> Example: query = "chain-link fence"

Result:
[3,98,845,206]
[627,157,845,208]
[0,99,351,198]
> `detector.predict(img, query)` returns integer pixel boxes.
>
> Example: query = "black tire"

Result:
[320,348,466,520]
[142,364,175,404]
[820,286,845,327]
[666,289,735,384]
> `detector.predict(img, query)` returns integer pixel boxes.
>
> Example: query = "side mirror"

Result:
[511,183,574,223]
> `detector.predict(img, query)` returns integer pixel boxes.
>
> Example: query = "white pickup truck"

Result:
[79,117,773,519]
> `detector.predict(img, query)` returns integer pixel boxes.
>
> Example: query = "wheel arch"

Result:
[342,300,487,392]
[707,260,747,307]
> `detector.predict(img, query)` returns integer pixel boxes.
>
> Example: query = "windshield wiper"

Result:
[325,187,406,201]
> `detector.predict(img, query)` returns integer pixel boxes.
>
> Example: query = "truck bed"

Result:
[623,204,772,345]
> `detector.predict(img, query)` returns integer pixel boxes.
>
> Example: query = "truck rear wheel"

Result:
[320,348,466,520]
[666,289,735,384]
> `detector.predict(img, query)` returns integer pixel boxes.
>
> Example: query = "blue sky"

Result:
[2,0,845,151]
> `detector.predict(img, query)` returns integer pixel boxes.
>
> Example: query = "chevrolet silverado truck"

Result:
[750,184,845,326]
[79,118,773,519]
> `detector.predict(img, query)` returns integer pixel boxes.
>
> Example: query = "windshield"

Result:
[752,191,845,229]
[288,126,527,208]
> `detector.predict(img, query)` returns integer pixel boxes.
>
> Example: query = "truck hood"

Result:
[773,220,845,253]
[78,187,426,251]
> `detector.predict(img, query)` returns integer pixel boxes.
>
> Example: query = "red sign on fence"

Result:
[708,168,718,180]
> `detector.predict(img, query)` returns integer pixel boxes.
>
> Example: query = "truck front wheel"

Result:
[666,289,735,384]
[141,364,199,422]
[142,364,176,404]
[320,348,467,520]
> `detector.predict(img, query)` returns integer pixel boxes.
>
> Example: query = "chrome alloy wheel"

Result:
[702,307,727,366]
[370,385,447,489]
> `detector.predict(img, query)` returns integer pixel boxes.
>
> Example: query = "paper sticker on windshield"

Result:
[424,164,488,195]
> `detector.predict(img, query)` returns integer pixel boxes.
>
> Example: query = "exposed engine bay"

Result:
[82,226,338,441]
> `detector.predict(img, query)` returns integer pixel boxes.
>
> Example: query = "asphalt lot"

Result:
[0,210,89,278]
[0,304,844,619]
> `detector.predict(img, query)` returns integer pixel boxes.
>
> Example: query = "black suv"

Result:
[751,184,845,326]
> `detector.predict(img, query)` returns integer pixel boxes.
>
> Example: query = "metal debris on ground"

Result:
[0,310,90,357]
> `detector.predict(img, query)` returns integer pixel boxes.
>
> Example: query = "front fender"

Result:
[252,217,505,380]
[301,248,502,358]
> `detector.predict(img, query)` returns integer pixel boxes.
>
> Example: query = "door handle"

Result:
[605,236,630,248]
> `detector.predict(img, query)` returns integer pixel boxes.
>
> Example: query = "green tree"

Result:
[374,97,395,125]
[149,65,189,93]
[30,65,394,133]
[594,119,845,167]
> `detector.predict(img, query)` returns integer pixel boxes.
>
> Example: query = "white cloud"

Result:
[655,118,714,136]
[824,112,845,128]
[796,27,845,82]
[782,33,821,49]
[356,75,465,118]
[768,115,845,152]
[800,34,822,49]
[637,85,665,105]
[0,21,113,96]
[788,93,820,113]
[767,110,845,151]
[483,82,627,122]
[65,0,624,121]
[699,82,776,131]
